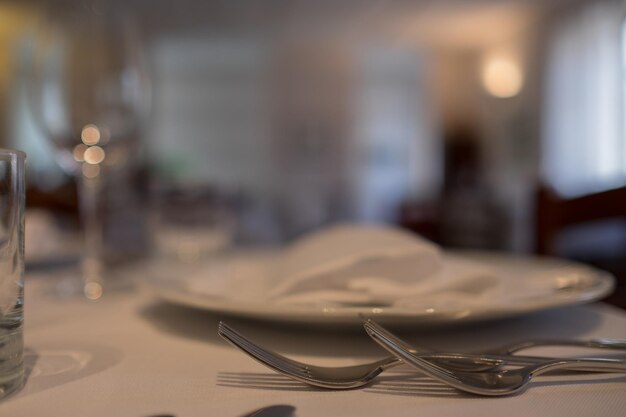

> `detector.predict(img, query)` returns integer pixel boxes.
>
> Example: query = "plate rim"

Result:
[141,251,616,326]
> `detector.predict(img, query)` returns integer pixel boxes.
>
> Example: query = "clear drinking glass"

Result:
[0,150,26,399]
[29,6,150,298]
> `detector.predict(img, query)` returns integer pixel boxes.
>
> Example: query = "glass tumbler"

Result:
[0,150,25,399]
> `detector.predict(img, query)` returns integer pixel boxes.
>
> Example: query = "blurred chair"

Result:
[535,185,626,308]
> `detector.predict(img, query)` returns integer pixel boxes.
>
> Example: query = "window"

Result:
[542,1,626,197]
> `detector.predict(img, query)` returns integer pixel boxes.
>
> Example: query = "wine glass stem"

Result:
[77,167,104,298]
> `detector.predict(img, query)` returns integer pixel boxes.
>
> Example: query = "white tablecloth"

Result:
[2,275,626,417]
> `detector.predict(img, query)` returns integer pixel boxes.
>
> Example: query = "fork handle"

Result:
[416,352,626,372]
[530,358,626,376]
[487,339,626,356]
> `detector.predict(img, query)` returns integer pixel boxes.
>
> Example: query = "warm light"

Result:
[84,282,103,300]
[481,56,523,98]
[83,146,106,165]
[73,144,87,162]
[81,124,101,145]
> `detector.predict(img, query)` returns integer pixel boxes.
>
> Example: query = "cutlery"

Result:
[363,319,626,396]
[240,404,296,417]
[218,322,626,389]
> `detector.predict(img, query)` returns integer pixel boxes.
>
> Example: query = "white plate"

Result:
[141,251,615,327]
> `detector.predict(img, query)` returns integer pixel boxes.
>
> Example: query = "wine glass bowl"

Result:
[29,5,150,297]
[31,8,148,175]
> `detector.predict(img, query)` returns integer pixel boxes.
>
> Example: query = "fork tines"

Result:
[218,322,313,380]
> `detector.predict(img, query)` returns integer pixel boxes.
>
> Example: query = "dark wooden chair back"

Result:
[535,185,626,255]
[535,184,626,308]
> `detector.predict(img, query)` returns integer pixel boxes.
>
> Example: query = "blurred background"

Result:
[0,0,625,305]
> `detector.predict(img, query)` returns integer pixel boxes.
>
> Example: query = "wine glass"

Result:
[29,5,150,298]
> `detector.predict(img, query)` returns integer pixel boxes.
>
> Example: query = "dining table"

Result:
[2,265,626,417]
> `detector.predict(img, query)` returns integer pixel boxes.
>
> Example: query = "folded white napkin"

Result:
[184,224,504,308]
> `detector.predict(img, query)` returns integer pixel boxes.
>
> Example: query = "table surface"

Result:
[2,274,626,417]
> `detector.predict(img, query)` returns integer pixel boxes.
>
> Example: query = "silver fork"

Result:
[219,321,400,389]
[217,322,626,390]
[363,319,626,396]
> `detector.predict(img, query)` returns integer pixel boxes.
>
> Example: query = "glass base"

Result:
[37,261,141,300]
[0,308,24,400]
[0,367,24,400]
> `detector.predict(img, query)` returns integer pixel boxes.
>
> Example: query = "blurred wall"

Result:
[3,0,624,249]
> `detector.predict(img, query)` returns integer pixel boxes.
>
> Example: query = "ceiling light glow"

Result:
[481,56,523,98]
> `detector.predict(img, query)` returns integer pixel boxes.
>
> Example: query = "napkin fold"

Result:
[268,224,500,307]
[185,223,502,307]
